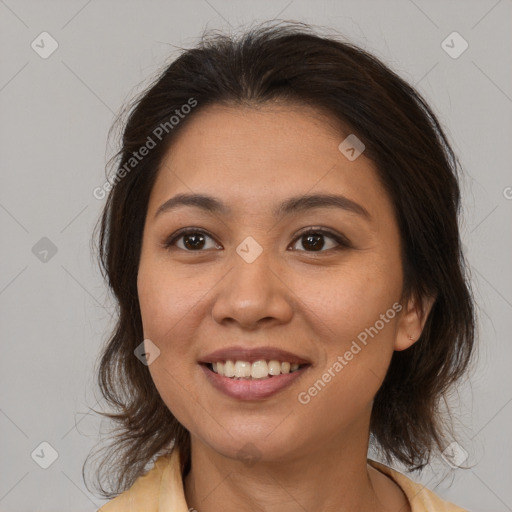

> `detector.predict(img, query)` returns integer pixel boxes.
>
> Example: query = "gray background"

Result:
[1,1,511,510]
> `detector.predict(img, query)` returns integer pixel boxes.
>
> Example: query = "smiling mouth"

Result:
[202,360,310,380]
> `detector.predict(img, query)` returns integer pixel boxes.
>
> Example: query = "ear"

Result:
[395,293,436,351]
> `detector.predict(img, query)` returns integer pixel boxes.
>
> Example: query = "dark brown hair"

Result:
[86,20,476,498]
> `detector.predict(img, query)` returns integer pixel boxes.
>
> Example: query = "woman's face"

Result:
[137,103,417,462]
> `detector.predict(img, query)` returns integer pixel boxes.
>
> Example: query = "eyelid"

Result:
[292,226,352,249]
[163,227,220,250]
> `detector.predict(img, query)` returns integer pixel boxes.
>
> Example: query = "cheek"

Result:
[291,255,402,403]
[296,256,402,345]
[137,257,210,341]
[294,278,400,428]
[136,258,213,423]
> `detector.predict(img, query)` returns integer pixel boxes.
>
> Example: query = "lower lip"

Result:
[200,364,310,400]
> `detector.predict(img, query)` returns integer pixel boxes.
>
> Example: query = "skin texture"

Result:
[137,103,433,512]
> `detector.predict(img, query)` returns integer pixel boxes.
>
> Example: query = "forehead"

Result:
[147,103,392,223]
[161,102,349,168]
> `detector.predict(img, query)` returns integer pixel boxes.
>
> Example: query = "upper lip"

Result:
[199,346,311,365]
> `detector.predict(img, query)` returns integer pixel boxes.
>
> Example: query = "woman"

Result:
[89,21,475,512]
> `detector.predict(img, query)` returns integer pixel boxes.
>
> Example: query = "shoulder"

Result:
[97,452,176,512]
[368,459,469,512]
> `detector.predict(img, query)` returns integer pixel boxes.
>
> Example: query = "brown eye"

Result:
[290,229,350,252]
[164,227,350,253]
[164,229,220,251]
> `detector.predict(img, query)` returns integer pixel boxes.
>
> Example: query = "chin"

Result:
[194,424,308,465]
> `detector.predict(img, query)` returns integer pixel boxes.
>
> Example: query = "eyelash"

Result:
[163,227,351,253]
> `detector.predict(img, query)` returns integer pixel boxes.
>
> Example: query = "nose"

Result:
[211,249,294,330]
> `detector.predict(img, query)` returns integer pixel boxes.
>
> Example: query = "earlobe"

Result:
[394,293,436,351]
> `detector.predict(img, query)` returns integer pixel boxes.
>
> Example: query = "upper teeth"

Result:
[211,360,301,379]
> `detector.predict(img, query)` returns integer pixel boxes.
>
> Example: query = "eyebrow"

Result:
[154,192,371,221]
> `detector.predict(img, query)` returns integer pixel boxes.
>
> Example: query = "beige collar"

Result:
[99,447,467,511]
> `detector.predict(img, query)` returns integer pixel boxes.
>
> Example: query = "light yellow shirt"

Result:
[98,448,468,511]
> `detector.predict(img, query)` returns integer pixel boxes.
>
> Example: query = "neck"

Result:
[183,423,406,512]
